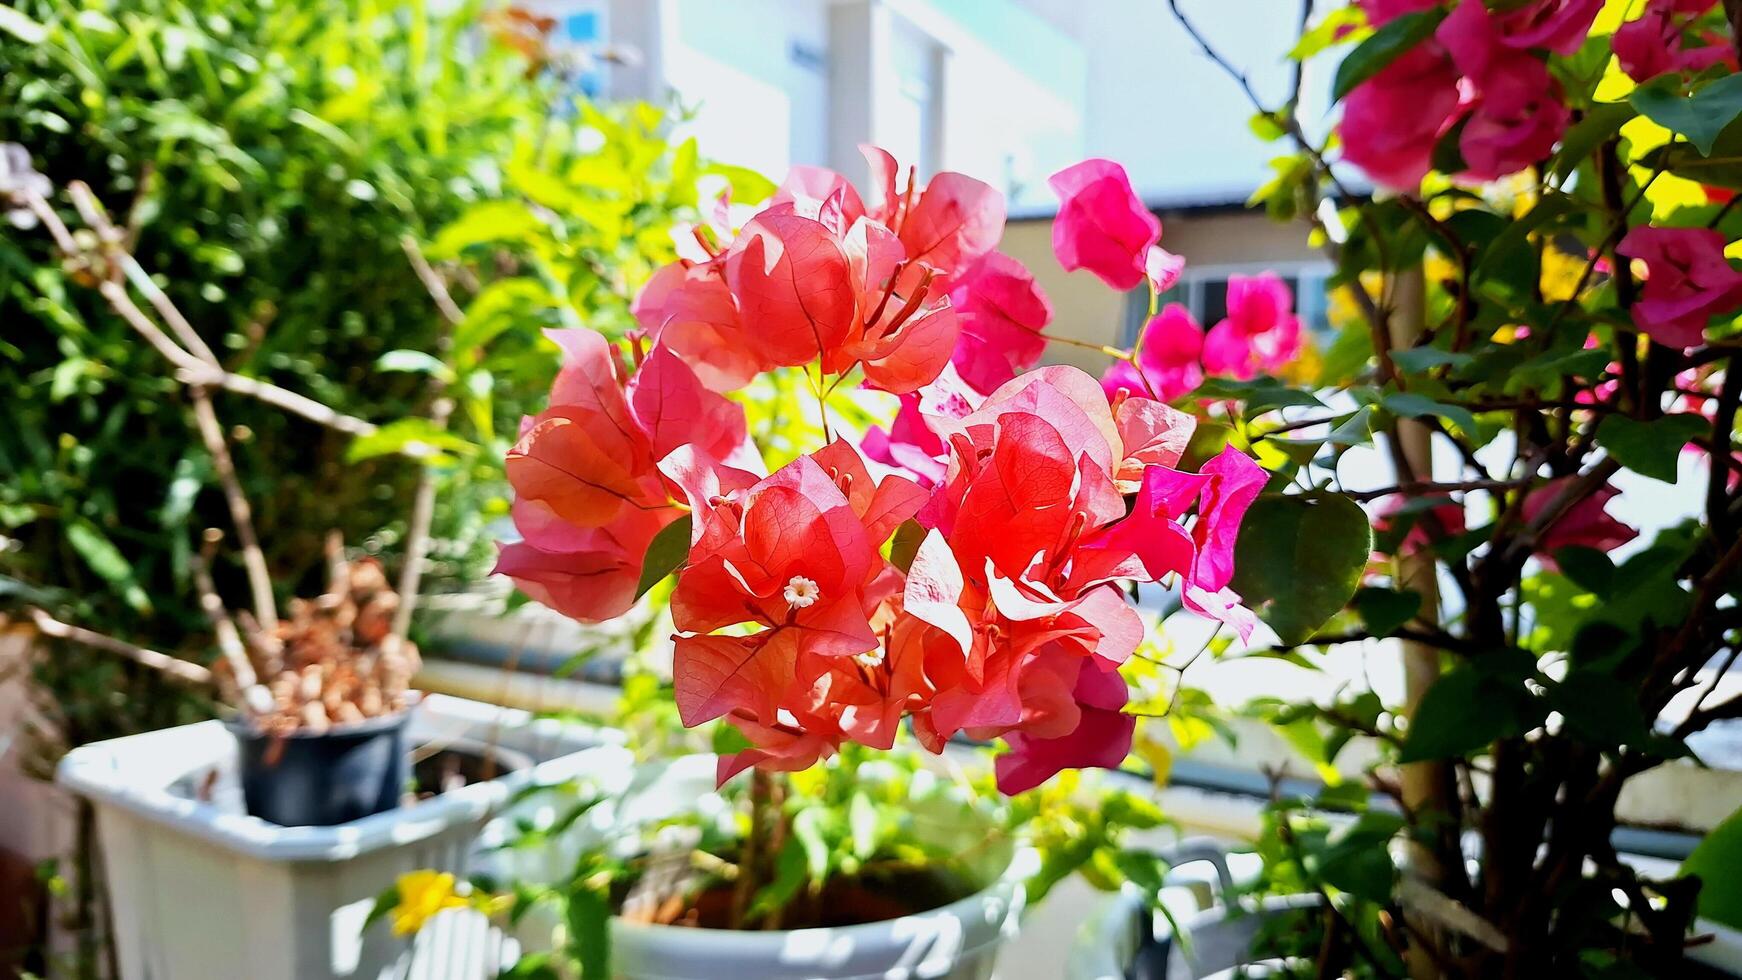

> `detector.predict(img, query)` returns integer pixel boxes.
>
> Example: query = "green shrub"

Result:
[0,0,547,649]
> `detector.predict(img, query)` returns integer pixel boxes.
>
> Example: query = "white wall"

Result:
[1014,0,1338,206]
[658,0,833,176]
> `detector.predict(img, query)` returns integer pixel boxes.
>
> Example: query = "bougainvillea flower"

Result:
[992,660,1135,794]
[1201,274,1304,379]
[1146,246,1186,294]
[948,251,1053,392]
[893,368,1260,780]
[1339,45,1461,190]
[1358,0,1441,24]
[1371,495,1468,559]
[498,329,758,623]
[1048,159,1162,290]
[1101,304,1205,402]
[635,261,766,392]
[1614,0,1731,80]
[1617,226,1742,349]
[1523,478,1640,558]
[1438,0,1571,180]
[1496,0,1602,54]
[860,364,988,487]
[725,210,859,368]
[666,445,925,735]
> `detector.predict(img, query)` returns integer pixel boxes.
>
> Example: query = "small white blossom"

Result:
[853,648,886,669]
[783,575,820,609]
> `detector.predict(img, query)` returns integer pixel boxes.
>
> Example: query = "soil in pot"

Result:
[408,738,534,801]
[630,864,980,930]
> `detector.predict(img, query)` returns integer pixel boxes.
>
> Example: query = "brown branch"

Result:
[1344,478,1527,502]
[390,235,462,642]
[188,389,279,632]
[21,186,378,438]
[25,607,213,687]
[189,545,270,713]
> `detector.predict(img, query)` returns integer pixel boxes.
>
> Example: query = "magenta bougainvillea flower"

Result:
[1102,304,1205,402]
[1617,226,1742,349]
[1340,43,1461,190]
[1523,478,1639,558]
[1341,0,1598,188]
[947,251,1053,392]
[1202,273,1304,380]
[1047,158,1162,290]
[1438,0,1574,182]
[1612,2,1732,81]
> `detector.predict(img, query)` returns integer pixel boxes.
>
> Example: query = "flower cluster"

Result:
[1342,0,1602,188]
[501,149,1269,793]
[1338,0,1742,351]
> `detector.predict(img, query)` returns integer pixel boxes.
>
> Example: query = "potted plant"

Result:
[404,124,1335,975]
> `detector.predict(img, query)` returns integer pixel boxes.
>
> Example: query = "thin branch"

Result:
[190,547,271,713]
[1344,478,1528,503]
[25,608,213,687]
[399,235,466,327]
[189,389,279,632]
[390,235,461,641]
[22,186,378,438]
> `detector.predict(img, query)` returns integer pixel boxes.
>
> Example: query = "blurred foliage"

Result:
[0,0,549,659]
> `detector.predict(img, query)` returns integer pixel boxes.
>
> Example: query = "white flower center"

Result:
[853,648,886,669]
[783,575,820,609]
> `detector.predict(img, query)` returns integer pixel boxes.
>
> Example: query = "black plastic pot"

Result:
[226,710,411,827]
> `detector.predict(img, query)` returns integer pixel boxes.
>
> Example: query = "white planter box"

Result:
[55,693,625,980]
[484,754,1029,980]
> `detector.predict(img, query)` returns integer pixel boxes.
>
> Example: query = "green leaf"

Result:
[888,518,924,573]
[1382,392,1477,437]
[361,883,401,932]
[1552,101,1637,180]
[0,6,48,43]
[1555,546,1615,599]
[1314,812,1404,902]
[1230,493,1374,645]
[791,808,835,882]
[1332,9,1447,101]
[1629,73,1742,157]
[1551,670,1649,747]
[1391,347,1474,374]
[1398,665,1534,763]
[1291,8,1366,61]
[375,349,452,381]
[748,840,808,920]
[564,886,611,980]
[1353,587,1422,638]
[1683,804,1742,930]
[1595,413,1706,483]
[634,515,692,600]
[428,201,542,258]
[66,519,151,613]
[344,418,475,463]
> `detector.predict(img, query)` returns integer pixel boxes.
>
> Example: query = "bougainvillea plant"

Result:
[1138,0,1742,974]
[498,147,1282,795]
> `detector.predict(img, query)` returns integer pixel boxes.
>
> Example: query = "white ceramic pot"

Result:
[487,754,1029,980]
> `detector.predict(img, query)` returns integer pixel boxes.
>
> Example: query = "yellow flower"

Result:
[390,870,468,937]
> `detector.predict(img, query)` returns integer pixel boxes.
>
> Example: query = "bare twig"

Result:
[189,389,279,632]
[400,235,466,326]
[25,608,213,687]
[391,236,462,641]
[190,546,271,713]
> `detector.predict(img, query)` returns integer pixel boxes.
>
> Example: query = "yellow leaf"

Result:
[1135,721,1175,788]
